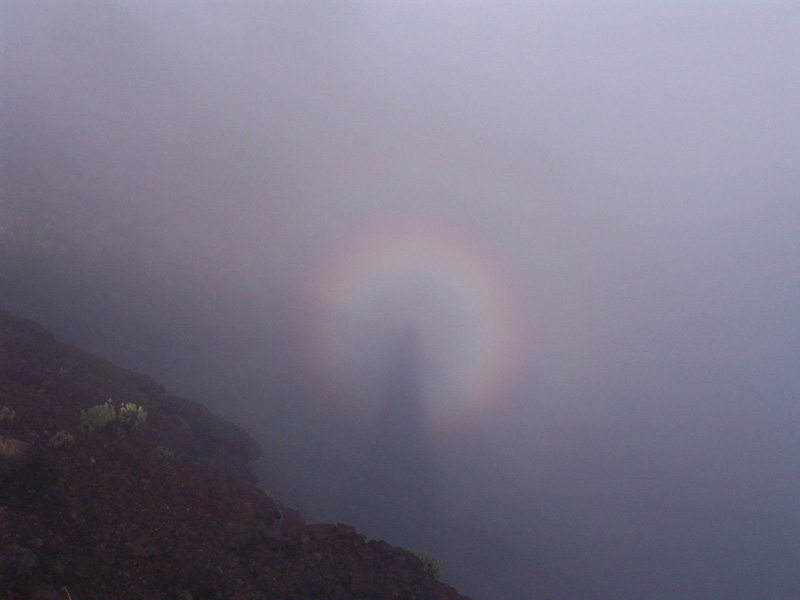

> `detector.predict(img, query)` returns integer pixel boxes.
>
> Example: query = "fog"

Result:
[2,2,800,598]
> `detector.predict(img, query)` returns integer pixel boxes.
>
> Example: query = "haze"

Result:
[2,2,799,599]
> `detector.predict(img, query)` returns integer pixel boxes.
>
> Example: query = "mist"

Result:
[2,2,800,598]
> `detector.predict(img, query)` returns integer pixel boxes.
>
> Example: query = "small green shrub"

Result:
[149,445,175,461]
[47,430,75,450]
[80,401,116,432]
[118,402,148,431]
[0,406,15,422]
[80,400,148,436]
[406,549,444,579]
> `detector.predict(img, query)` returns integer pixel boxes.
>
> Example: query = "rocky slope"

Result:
[0,308,471,600]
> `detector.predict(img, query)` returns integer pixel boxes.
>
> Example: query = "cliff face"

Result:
[0,308,471,600]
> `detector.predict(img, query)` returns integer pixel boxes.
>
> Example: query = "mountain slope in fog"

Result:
[0,307,469,600]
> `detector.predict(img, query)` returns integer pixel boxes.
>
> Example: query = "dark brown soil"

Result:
[0,308,471,600]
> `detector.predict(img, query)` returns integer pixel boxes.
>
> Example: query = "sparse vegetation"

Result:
[406,549,444,579]
[149,445,175,461]
[80,401,117,432]
[118,402,148,431]
[0,405,15,422]
[81,399,147,436]
[47,430,75,450]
